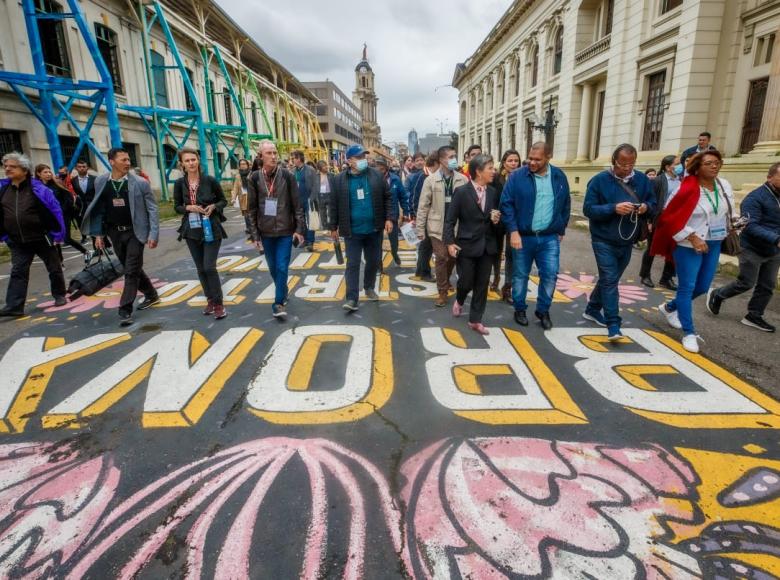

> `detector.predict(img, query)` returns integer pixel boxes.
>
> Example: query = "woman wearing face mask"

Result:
[651,150,734,353]
[492,149,522,300]
[639,155,681,289]
[174,147,229,319]
[231,159,253,241]
[35,164,90,262]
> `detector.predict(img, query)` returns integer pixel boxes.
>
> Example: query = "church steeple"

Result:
[353,43,381,149]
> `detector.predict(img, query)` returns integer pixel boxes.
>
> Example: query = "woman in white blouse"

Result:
[650,150,734,353]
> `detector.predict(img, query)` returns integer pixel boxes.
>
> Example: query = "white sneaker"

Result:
[658,304,682,330]
[682,334,703,353]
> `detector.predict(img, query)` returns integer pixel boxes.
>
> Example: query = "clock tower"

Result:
[353,44,381,149]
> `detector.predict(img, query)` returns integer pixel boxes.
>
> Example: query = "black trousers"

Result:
[388,219,400,256]
[456,251,494,323]
[5,239,66,311]
[717,248,780,317]
[108,227,157,314]
[640,230,675,281]
[416,235,433,277]
[185,238,223,304]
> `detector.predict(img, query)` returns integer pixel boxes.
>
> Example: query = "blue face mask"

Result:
[355,159,368,172]
[674,164,684,176]
[447,158,459,171]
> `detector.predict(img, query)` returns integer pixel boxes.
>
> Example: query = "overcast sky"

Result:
[219,0,513,146]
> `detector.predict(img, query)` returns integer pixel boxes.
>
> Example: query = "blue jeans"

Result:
[260,234,293,306]
[665,241,721,334]
[345,231,383,302]
[511,234,560,313]
[587,241,633,328]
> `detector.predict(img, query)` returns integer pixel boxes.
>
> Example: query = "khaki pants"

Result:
[430,236,456,294]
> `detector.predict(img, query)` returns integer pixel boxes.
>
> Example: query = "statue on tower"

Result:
[362,43,367,61]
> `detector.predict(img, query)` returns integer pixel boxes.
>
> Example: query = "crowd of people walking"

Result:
[1,132,778,352]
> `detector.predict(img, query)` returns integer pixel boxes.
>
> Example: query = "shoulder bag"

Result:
[718,178,741,256]
[615,179,649,242]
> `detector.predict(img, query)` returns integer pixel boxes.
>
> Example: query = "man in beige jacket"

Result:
[416,145,469,306]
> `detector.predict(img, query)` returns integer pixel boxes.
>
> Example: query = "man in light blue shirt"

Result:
[531,170,554,232]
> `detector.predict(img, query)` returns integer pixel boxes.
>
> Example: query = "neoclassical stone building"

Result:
[453,0,780,192]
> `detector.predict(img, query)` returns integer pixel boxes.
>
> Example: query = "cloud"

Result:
[218,0,512,145]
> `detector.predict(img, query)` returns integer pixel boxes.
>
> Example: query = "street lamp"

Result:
[532,95,562,135]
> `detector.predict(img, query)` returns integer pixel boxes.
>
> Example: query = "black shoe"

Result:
[742,313,775,333]
[514,310,528,326]
[640,276,655,288]
[392,251,401,265]
[659,279,678,291]
[342,300,359,312]
[137,295,160,310]
[706,288,722,316]
[0,308,24,317]
[54,296,67,307]
[119,311,133,327]
[536,311,553,330]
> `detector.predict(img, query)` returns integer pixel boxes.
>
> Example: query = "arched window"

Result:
[95,24,122,93]
[531,46,539,88]
[36,0,70,77]
[553,28,564,75]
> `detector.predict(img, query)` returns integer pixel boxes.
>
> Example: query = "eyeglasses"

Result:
[2,164,20,170]
[614,161,635,169]
[701,161,722,168]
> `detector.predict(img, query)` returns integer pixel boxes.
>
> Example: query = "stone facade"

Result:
[453,0,780,193]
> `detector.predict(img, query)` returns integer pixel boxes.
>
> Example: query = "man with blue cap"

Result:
[328,144,393,311]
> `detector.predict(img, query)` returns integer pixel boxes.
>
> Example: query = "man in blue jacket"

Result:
[680,131,717,168]
[583,144,655,341]
[500,142,571,329]
[708,162,780,332]
[375,157,410,265]
[291,150,319,251]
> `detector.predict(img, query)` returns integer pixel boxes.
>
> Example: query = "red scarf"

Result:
[650,175,701,260]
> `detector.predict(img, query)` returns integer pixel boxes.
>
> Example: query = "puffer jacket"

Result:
[0,177,66,243]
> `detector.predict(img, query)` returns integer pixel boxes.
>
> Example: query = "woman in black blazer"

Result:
[174,147,228,319]
[443,154,502,335]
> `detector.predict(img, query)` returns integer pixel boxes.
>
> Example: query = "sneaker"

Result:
[364,288,380,301]
[607,325,623,342]
[582,310,607,327]
[741,313,776,333]
[658,303,682,329]
[514,310,528,326]
[203,299,215,316]
[502,286,512,304]
[536,311,553,330]
[137,295,160,310]
[0,308,24,317]
[119,311,133,327]
[214,304,227,320]
[682,334,703,353]
[452,300,463,317]
[640,276,655,288]
[272,303,287,319]
[468,322,490,335]
[706,288,722,316]
[53,296,67,307]
[342,300,359,312]
[434,292,448,307]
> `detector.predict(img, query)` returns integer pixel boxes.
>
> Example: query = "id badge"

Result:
[188,212,202,228]
[708,216,727,240]
[445,195,452,204]
[265,198,278,217]
[112,198,126,207]
[356,188,365,200]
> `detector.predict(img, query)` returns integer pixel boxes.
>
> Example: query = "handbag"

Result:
[307,198,322,231]
[615,179,649,242]
[718,179,742,256]
[67,248,125,299]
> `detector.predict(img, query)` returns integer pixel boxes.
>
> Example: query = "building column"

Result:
[750,25,780,155]
[576,83,595,161]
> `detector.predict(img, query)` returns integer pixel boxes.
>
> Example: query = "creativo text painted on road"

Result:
[1,322,779,434]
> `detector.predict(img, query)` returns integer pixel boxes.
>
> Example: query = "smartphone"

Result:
[292,236,300,248]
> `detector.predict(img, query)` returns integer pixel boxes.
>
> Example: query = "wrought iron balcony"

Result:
[575,34,611,66]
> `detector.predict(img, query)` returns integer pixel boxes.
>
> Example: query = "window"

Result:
[661,0,682,13]
[0,130,23,157]
[150,50,168,108]
[497,128,503,158]
[208,80,216,120]
[183,68,195,112]
[604,0,614,36]
[229,155,238,170]
[509,123,516,149]
[35,0,70,77]
[498,73,505,106]
[94,24,122,94]
[531,46,539,87]
[315,105,326,116]
[163,144,176,168]
[216,151,225,171]
[223,92,233,125]
[251,102,259,133]
[319,122,328,133]
[755,33,776,67]
[525,119,533,157]
[58,135,81,165]
[553,28,564,75]
[642,71,666,150]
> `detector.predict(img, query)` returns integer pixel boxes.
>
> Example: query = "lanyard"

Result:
[110,179,125,196]
[187,178,200,206]
[263,169,279,198]
[702,183,719,214]
[444,176,453,197]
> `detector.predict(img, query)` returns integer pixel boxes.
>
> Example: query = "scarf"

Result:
[650,175,701,261]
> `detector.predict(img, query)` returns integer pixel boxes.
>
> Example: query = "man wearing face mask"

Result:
[639,155,681,289]
[416,146,469,307]
[329,144,393,312]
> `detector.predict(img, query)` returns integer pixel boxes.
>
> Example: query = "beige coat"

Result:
[415,169,469,240]
[231,175,249,212]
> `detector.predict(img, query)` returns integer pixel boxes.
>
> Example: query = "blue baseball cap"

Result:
[345,144,366,159]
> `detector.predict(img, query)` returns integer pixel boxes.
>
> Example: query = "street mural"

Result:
[1,238,779,578]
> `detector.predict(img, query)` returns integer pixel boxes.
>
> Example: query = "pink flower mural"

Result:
[556,273,649,305]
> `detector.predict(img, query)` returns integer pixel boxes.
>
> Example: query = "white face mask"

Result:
[355,159,368,172]
[447,158,459,171]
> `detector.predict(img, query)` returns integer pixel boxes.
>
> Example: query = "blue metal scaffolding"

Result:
[0,0,122,170]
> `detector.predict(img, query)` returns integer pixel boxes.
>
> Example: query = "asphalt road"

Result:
[0,207,778,579]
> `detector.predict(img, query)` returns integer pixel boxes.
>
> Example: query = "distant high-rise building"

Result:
[303,80,363,162]
[417,133,452,155]
[408,128,419,154]
[352,44,381,149]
